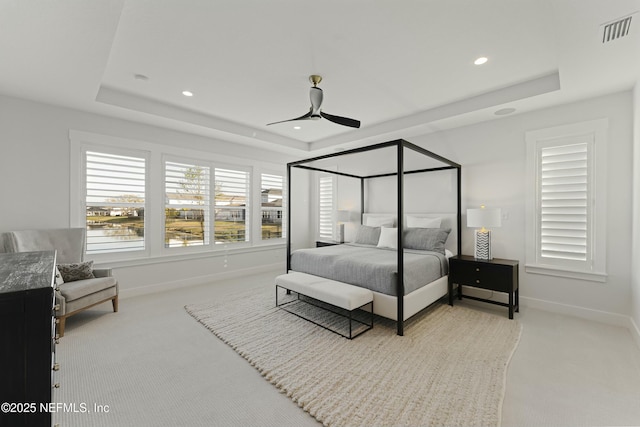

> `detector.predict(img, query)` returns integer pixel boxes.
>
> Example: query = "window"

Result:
[214,168,250,243]
[261,173,284,240]
[85,150,146,255]
[538,141,590,264]
[71,130,284,264]
[525,118,608,282]
[318,175,335,240]
[165,161,210,248]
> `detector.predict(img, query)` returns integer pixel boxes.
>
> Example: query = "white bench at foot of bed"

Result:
[275,272,374,339]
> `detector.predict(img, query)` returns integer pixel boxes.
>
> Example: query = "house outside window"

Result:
[84,150,147,255]
[164,160,210,248]
[214,168,250,243]
[261,173,284,240]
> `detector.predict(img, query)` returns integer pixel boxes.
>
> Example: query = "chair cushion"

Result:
[59,276,117,301]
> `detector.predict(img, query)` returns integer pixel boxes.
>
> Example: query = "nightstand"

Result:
[316,241,340,247]
[448,255,519,319]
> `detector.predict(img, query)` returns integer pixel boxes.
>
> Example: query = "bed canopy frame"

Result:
[286,139,461,335]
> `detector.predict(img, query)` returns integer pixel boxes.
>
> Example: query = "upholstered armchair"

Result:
[1,228,118,337]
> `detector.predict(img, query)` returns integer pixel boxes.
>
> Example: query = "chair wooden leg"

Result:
[112,295,119,312]
[57,317,66,338]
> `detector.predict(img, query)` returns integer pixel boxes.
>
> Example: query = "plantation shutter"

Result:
[85,150,146,254]
[261,173,284,240]
[165,161,210,247]
[214,168,250,243]
[318,175,335,240]
[538,141,591,263]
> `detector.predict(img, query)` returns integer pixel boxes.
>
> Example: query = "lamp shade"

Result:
[337,210,355,222]
[467,208,501,228]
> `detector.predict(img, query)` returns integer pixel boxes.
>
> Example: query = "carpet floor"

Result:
[186,287,522,427]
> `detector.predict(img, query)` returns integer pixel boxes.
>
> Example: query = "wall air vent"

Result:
[602,14,634,43]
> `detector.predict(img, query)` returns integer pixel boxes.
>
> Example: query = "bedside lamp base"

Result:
[474,229,492,260]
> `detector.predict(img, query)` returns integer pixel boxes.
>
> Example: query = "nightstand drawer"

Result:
[451,263,512,292]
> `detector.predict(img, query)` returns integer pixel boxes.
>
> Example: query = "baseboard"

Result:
[520,295,632,328]
[119,263,284,299]
[460,286,639,347]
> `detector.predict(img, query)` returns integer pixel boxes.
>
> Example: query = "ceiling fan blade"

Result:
[266,110,312,126]
[320,111,361,128]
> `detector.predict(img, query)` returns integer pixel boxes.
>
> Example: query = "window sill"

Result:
[93,242,286,269]
[525,264,607,283]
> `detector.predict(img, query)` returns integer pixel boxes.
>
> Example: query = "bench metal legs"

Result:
[275,285,374,339]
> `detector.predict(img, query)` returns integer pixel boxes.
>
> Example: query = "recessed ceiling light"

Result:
[293,126,301,130]
[182,90,194,97]
[494,107,516,116]
[133,74,149,81]
[474,57,488,65]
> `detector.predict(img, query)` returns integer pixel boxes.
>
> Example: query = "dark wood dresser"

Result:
[0,251,57,427]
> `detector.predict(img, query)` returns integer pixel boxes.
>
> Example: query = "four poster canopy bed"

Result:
[284,139,461,336]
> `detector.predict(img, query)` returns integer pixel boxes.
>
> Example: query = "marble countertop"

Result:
[0,251,56,294]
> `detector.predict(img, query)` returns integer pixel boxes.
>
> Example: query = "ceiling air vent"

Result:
[602,14,634,43]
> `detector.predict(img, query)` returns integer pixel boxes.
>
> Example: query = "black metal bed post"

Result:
[360,178,365,223]
[286,163,292,273]
[457,167,462,257]
[397,140,405,336]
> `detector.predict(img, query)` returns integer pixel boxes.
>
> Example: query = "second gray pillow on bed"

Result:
[353,225,381,245]
[404,228,451,254]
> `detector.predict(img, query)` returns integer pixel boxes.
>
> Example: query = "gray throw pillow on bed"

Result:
[404,228,451,254]
[353,225,381,245]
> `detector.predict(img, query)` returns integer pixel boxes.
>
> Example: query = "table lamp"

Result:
[336,210,353,243]
[467,205,501,260]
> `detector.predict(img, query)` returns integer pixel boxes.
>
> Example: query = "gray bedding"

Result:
[290,243,448,296]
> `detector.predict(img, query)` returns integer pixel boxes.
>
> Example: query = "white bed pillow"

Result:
[406,216,441,228]
[365,216,395,228]
[377,227,398,249]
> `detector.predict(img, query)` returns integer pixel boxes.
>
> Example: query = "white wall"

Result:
[632,82,640,345]
[366,170,458,215]
[289,167,312,250]
[0,95,299,296]
[407,91,634,322]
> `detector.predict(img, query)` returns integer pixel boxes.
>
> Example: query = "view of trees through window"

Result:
[214,168,249,244]
[164,164,251,246]
[84,149,281,254]
[85,151,146,254]
[165,162,210,247]
[261,173,283,240]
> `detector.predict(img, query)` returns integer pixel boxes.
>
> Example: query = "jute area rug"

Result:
[185,286,522,427]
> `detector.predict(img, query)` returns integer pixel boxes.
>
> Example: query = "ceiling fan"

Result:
[267,75,361,128]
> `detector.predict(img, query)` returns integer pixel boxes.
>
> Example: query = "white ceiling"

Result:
[1,0,639,156]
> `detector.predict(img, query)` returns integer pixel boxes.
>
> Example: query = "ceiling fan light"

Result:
[474,57,488,65]
[182,90,193,97]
